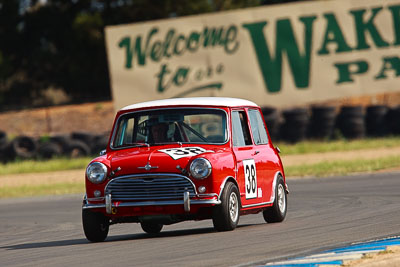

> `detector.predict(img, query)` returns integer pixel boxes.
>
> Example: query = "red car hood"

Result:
[108,145,215,176]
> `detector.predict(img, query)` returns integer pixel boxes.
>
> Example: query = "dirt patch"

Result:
[0,101,115,137]
[344,246,400,267]
[0,169,84,187]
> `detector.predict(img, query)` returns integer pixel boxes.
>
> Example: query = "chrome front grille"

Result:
[105,174,196,201]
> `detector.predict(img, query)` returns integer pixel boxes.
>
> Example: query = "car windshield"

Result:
[112,108,227,148]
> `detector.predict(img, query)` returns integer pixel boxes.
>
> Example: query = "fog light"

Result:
[94,190,102,197]
[198,186,206,193]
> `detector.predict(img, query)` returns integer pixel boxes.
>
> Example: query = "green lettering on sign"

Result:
[375,56,400,79]
[334,60,369,83]
[389,5,400,46]
[118,28,158,69]
[243,16,316,93]
[350,7,389,50]
[318,13,352,55]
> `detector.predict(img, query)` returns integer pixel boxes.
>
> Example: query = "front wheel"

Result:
[263,176,287,223]
[212,182,240,231]
[82,209,109,242]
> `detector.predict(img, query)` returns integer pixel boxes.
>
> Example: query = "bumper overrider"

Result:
[82,173,221,214]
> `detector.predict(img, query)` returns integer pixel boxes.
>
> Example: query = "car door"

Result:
[247,108,276,204]
[231,109,264,207]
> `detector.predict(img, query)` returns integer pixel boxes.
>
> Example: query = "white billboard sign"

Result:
[105,0,400,110]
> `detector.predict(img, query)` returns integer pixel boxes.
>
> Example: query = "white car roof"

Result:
[121,97,258,111]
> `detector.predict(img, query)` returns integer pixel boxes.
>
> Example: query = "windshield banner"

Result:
[105,0,400,110]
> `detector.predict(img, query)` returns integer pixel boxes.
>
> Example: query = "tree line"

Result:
[0,0,301,111]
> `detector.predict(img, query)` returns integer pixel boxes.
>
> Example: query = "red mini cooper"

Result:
[82,97,288,242]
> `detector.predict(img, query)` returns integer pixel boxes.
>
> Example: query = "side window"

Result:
[248,109,269,145]
[232,111,252,147]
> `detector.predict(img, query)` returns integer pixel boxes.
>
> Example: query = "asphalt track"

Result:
[1,172,400,267]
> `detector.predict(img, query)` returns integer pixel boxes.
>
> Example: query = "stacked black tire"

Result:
[336,106,365,139]
[260,104,400,143]
[0,131,109,162]
[280,108,309,143]
[308,106,336,139]
[261,107,280,142]
[365,105,388,137]
[386,106,400,135]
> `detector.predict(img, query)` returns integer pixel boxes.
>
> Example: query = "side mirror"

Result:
[275,146,281,154]
[99,149,106,156]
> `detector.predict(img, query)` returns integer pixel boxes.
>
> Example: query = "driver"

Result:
[151,122,169,143]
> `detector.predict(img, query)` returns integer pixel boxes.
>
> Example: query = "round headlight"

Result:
[86,162,108,184]
[190,158,212,179]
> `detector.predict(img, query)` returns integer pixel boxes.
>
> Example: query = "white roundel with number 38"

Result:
[243,159,257,199]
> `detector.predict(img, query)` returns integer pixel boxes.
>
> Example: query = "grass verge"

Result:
[0,182,85,199]
[0,157,92,175]
[277,136,400,155]
[286,155,400,177]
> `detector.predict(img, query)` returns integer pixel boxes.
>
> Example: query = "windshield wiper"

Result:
[150,141,183,146]
[130,142,150,147]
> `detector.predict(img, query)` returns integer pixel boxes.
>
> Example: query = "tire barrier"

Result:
[0,130,9,163]
[0,102,399,163]
[261,107,280,142]
[366,105,388,137]
[0,132,109,162]
[336,106,365,139]
[386,105,400,135]
[308,106,336,139]
[280,108,309,143]
[66,140,91,158]
[10,136,38,159]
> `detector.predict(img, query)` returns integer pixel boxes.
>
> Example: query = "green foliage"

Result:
[0,0,300,111]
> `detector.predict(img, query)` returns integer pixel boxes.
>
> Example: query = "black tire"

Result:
[66,140,91,158]
[10,136,38,159]
[82,209,109,242]
[336,106,365,139]
[0,130,7,147]
[212,182,240,231]
[37,141,63,159]
[263,176,287,223]
[281,108,309,143]
[91,134,109,155]
[140,222,163,234]
[366,105,388,137]
[261,106,280,142]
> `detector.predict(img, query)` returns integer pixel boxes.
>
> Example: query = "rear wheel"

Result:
[263,176,287,223]
[82,209,109,242]
[140,222,163,234]
[212,182,240,231]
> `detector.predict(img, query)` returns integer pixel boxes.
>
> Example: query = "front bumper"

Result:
[83,193,221,214]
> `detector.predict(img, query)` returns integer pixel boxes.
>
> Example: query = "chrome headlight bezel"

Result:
[86,162,108,184]
[190,158,212,179]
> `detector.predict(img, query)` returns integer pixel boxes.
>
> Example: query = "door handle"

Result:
[253,151,260,155]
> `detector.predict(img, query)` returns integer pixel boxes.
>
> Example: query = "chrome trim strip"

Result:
[86,197,105,202]
[242,201,273,209]
[105,194,112,214]
[183,191,190,212]
[82,199,221,210]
